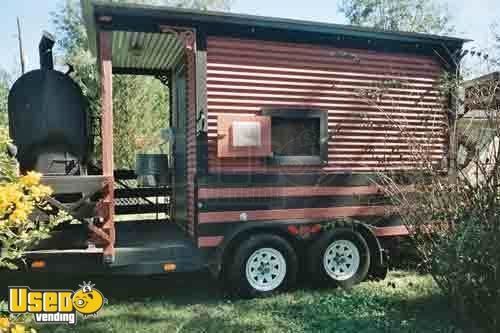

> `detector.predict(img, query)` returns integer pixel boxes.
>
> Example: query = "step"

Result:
[113,239,202,267]
[23,242,205,274]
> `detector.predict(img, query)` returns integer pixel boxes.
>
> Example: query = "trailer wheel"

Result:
[308,228,370,288]
[227,234,298,298]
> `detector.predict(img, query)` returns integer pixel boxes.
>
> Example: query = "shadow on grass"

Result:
[75,312,267,333]
[290,292,455,332]
[0,271,458,333]
[0,270,223,305]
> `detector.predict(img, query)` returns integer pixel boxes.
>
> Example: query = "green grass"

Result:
[1,270,458,333]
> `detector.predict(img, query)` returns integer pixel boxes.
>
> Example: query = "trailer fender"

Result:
[208,222,294,279]
[353,222,388,280]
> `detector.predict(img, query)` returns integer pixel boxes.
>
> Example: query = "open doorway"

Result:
[109,73,172,223]
[107,60,190,229]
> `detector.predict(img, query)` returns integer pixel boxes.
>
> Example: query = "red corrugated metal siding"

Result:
[206,37,447,173]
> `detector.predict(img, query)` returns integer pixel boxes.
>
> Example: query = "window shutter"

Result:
[217,115,271,158]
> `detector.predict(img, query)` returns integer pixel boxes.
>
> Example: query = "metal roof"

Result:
[81,0,469,72]
[463,71,500,88]
[112,31,183,71]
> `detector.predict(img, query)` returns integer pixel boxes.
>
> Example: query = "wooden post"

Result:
[100,31,113,175]
[184,31,197,237]
[98,30,115,262]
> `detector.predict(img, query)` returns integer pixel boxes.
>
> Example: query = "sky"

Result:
[0,0,499,79]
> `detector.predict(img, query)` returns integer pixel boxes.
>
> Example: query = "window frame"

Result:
[262,108,329,166]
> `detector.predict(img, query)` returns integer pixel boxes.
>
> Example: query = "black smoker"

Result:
[8,31,89,174]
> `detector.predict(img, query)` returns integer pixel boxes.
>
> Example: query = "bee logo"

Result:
[72,282,107,317]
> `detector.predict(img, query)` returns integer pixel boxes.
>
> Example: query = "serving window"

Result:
[263,109,328,165]
[216,110,328,165]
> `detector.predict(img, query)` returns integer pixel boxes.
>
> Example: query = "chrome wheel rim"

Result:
[323,239,360,281]
[245,248,287,292]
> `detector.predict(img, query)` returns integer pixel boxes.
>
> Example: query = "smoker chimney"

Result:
[39,31,55,70]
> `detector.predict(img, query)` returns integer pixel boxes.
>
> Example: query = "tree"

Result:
[130,0,232,10]
[339,0,453,34]
[0,69,11,128]
[52,0,231,169]
[166,0,232,10]
[494,22,500,68]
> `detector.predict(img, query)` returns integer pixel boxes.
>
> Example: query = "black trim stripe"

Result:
[199,194,388,212]
[198,172,418,187]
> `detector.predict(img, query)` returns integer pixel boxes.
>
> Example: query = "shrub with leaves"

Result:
[0,306,36,333]
[372,68,500,332]
[0,312,36,333]
[0,128,69,269]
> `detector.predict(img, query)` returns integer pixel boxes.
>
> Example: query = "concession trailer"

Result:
[7,0,466,297]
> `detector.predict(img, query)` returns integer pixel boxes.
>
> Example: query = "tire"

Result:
[307,228,370,288]
[227,234,298,298]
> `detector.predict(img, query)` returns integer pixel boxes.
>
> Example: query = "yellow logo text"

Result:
[8,282,106,325]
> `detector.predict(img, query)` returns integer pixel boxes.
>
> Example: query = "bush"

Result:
[381,177,500,332]
[373,71,500,331]
[0,312,36,333]
[0,128,68,269]
[436,218,500,331]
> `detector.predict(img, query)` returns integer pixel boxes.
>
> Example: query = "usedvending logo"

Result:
[8,281,107,325]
